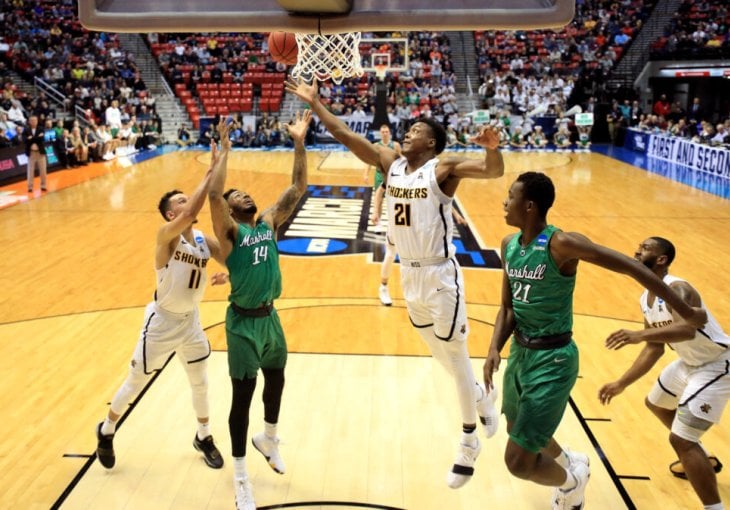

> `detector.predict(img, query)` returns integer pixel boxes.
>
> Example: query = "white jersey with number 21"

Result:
[385,156,455,261]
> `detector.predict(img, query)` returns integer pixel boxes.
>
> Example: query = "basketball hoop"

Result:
[291,32,363,85]
[374,64,388,82]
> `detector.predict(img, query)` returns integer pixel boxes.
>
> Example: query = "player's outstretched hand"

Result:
[208,139,219,170]
[284,109,312,143]
[216,117,232,151]
[210,272,229,286]
[483,350,501,391]
[605,329,642,350]
[286,79,318,105]
[469,125,500,150]
[598,381,625,405]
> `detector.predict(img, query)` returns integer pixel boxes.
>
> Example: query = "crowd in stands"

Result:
[610,93,730,147]
[443,110,592,152]
[150,32,287,125]
[475,0,657,115]
[339,31,459,120]
[0,0,160,160]
[176,112,301,149]
[3,0,728,159]
[650,0,729,59]
[153,30,460,128]
[28,115,159,167]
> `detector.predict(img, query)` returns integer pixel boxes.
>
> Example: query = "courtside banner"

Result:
[0,144,62,185]
[0,145,29,183]
[646,134,730,178]
[623,128,649,154]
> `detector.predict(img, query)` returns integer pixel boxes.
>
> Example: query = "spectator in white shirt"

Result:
[7,104,26,125]
[105,100,122,131]
[351,104,368,119]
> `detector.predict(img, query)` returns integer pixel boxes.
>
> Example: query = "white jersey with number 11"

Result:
[155,229,211,314]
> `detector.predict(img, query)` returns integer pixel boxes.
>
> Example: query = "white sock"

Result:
[233,456,248,480]
[101,417,117,436]
[264,421,277,439]
[197,421,211,440]
[462,430,478,448]
[559,468,577,491]
[475,382,484,402]
[554,450,570,469]
[703,503,724,510]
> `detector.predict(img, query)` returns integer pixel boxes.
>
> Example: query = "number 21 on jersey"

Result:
[512,281,531,303]
[394,203,411,226]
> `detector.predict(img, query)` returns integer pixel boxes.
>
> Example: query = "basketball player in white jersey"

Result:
[95,141,230,471]
[599,237,729,510]
[370,181,467,306]
[288,79,504,489]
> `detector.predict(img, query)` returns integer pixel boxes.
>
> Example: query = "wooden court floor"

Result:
[0,147,728,509]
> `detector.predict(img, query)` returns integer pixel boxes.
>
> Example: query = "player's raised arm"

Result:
[437,125,504,182]
[207,119,235,259]
[155,141,219,268]
[260,110,312,230]
[286,79,398,172]
[550,232,707,328]
[605,282,702,348]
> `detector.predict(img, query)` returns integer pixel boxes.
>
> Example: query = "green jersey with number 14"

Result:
[504,225,575,338]
[227,220,282,309]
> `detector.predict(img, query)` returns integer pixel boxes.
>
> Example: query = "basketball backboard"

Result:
[360,37,409,73]
[77,0,575,33]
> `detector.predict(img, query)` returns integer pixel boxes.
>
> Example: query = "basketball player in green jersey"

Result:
[207,111,312,510]
[483,172,708,510]
[363,124,402,190]
[364,124,401,305]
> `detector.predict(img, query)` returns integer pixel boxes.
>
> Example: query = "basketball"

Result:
[268,31,298,65]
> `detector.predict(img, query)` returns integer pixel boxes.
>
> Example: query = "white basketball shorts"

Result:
[648,356,730,424]
[131,302,211,374]
[400,258,469,342]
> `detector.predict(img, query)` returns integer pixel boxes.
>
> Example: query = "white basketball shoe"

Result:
[252,432,286,474]
[447,437,481,489]
[234,477,256,510]
[552,461,591,510]
[476,383,499,438]
[378,284,392,306]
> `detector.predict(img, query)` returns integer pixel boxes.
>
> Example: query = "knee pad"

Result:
[671,408,712,443]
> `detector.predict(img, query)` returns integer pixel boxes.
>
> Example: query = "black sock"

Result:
[463,424,476,434]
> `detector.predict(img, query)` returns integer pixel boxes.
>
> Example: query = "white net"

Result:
[291,32,363,85]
